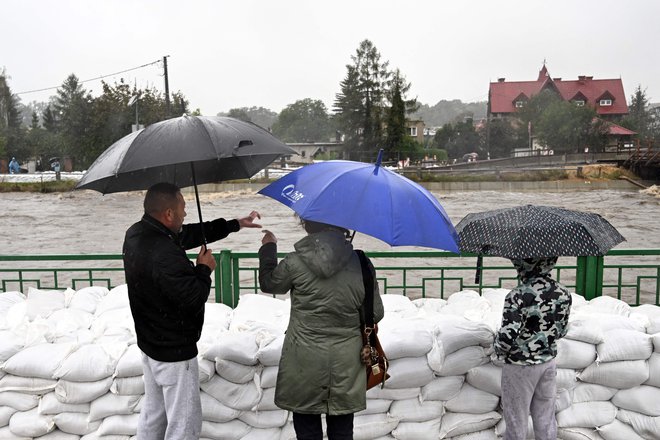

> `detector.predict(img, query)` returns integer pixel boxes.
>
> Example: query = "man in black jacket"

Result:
[123,182,261,440]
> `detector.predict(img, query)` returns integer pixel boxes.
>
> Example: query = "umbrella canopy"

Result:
[258,150,459,252]
[75,115,295,193]
[455,205,625,259]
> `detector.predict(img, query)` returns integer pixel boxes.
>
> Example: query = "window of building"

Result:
[574,100,585,106]
[515,101,524,108]
[408,127,417,137]
[599,99,612,106]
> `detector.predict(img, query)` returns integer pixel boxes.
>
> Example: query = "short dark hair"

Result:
[302,219,350,237]
[144,183,181,215]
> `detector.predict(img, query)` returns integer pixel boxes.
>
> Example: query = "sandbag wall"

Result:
[1,286,659,440]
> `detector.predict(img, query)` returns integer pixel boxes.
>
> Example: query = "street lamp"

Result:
[128,94,143,132]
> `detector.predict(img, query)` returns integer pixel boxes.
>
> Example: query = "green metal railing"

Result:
[1,249,658,307]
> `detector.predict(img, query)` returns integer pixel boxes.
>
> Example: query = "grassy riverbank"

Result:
[0,180,78,193]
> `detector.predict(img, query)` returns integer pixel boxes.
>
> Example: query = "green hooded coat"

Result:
[258,230,384,415]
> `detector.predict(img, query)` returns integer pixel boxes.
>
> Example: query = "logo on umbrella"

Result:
[281,184,305,203]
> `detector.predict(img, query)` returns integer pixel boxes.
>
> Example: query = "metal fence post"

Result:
[219,250,232,306]
[576,255,602,300]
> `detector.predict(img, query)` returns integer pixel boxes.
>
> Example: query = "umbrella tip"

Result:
[374,149,384,174]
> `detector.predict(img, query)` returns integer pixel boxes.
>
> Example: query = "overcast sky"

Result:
[3,0,660,115]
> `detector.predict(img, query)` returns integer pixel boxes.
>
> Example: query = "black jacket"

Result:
[123,214,239,362]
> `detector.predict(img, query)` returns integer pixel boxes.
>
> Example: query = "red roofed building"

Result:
[488,64,629,120]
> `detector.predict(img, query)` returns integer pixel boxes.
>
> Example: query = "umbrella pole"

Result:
[349,230,356,243]
[190,162,207,247]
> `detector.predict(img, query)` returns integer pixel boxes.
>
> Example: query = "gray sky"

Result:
[3,0,660,115]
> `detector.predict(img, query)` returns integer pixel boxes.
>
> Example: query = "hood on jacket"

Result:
[294,230,354,279]
[511,257,558,282]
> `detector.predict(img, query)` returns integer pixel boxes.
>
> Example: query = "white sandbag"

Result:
[648,320,660,335]
[433,316,494,355]
[9,406,55,437]
[578,360,649,389]
[378,319,435,360]
[354,413,400,440]
[367,386,421,402]
[239,409,288,429]
[0,425,30,440]
[201,419,251,440]
[203,331,261,365]
[26,287,68,320]
[241,427,281,440]
[35,429,80,439]
[385,356,435,389]
[253,386,279,411]
[612,385,660,416]
[389,397,443,422]
[495,416,533,438]
[646,352,660,387]
[556,387,572,412]
[445,383,499,414]
[55,377,113,404]
[0,406,18,427]
[0,374,57,394]
[67,286,108,314]
[421,376,464,401]
[257,334,284,367]
[558,427,604,440]
[260,366,278,389]
[481,288,509,311]
[391,419,439,440]
[572,311,646,333]
[413,298,447,313]
[81,433,129,440]
[597,329,653,362]
[439,411,501,438]
[200,374,262,411]
[556,401,617,428]
[440,293,492,322]
[97,413,139,436]
[204,302,233,330]
[451,428,498,439]
[53,412,101,435]
[556,338,597,369]
[0,391,39,410]
[380,294,417,314]
[110,376,144,395]
[46,309,94,338]
[572,383,617,403]
[356,398,393,416]
[436,346,488,376]
[0,291,25,316]
[557,368,579,391]
[94,285,129,317]
[230,294,289,333]
[597,419,645,440]
[200,391,242,423]
[215,359,262,384]
[89,393,141,421]
[426,338,445,372]
[466,364,502,396]
[2,342,77,379]
[617,408,660,440]
[39,392,90,415]
[0,330,24,362]
[565,320,605,344]
[55,343,127,382]
[192,358,212,384]
[114,344,142,378]
[580,296,631,317]
[653,333,660,353]
[90,308,134,339]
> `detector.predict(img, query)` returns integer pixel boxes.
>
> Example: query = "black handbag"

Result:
[356,250,389,390]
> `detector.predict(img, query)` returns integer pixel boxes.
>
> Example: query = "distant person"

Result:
[258,219,384,440]
[8,157,19,174]
[51,160,61,180]
[494,257,572,440]
[122,182,262,440]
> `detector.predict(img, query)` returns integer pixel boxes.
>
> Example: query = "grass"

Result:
[0,180,78,193]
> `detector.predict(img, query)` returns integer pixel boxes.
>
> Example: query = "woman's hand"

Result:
[262,229,277,245]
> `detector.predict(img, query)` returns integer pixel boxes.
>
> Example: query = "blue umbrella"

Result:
[258,150,459,252]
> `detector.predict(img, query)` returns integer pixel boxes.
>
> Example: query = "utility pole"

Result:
[163,55,171,116]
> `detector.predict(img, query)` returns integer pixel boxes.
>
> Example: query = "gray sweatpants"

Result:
[138,352,202,440]
[501,359,557,440]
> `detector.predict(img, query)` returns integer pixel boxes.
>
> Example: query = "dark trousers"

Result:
[292,412,354,440]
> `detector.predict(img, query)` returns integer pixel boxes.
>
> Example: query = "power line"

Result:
[15,59,162,96]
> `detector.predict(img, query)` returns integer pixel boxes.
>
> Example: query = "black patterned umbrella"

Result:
[455,205,625,259]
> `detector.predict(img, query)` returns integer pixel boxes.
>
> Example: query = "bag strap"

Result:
[356,250,375,329]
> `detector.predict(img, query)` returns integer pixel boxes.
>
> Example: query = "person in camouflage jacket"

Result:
[494,257,572,440]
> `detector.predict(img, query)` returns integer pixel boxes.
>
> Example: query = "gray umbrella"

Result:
[455,205,625,282]
[75,115,296,243]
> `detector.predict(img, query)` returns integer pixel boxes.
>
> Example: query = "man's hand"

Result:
[238,211,262,229]
[262,230,277,245]
[196,247,216,272]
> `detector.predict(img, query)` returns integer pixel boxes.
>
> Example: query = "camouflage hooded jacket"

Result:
[494,257,572,365]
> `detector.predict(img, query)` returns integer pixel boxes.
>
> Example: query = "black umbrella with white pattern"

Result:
[455,205,625,282]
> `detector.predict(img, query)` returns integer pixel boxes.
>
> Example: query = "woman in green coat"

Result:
[258,220,385,440]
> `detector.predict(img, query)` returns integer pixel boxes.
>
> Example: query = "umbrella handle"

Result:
[190,162,207,247]
[474,254,483,285]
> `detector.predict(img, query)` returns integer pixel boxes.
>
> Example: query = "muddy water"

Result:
[0,188,658,254]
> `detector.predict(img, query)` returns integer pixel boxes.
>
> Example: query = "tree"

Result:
[432,120,481,160]
[536,101,607,154]
[272,98,333,142]
[485,118,517,159]
[227,108,251,122]
[52,74,94,164]
[384,69,417,155]
[620,85,650,140]
[0,70,25,160]
[219,107,278,130]
[334,40,391,160]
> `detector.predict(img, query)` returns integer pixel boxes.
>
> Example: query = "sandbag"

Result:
[201,419,250,440]
[353,413,400,440]
[34,429,80,439]
[55,377,113,404]
[55,343,127,382]
[39,392,90,415]
[2,342,77,379]
[200,374,262,410]
[421,376,464,401]
[215,358,262,384]
[597,419,645,440]
[229,294,289,333]
[25,287,68,320]
[451,428,498,439]
[88,392,141,421]
[380,294,417,314]
[260,366,278,389]
[445,383,499,414]
[0,330,24,362]
[378,318,435,359]
[389,398,444,422]
[556,368,579,391]
[114,344,142,378]
[355,398,392,416]
[433,316,494,355]
[110,376,144,395]
[391,419,440,440]
[94,285,129,317]
[198,358,216,384]
[617,408,660,440]
[556,401,617,428]
[67,286,108,314]
[466,364,502,396]
[597,329,653,362]
[0,374,57,394]
[253,387,279,411]
[558,427,604,440]
[556,338,597,369]
[0,406,18,427]
[96,413,139,436]
[572,383,617,403]
[612,385,660,416]
[565,320,604,344]
[578,296,631,317]
[9,406,55,437]
[200,391,242,423]
[256,334,283,367]
[436,346,488,376]
[53,411,101,435]
[238,409,288,429]
[203,331,261,365]
[439,411,500,438]
[0,425,30,440]
[385,356,434,389]
[0,390,39,410]
[578,360,649,389]
[241,427,280,440]
[646,352,660,387]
